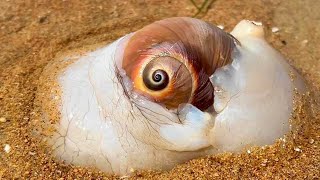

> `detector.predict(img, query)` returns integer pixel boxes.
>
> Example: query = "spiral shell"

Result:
[118,17,237,110]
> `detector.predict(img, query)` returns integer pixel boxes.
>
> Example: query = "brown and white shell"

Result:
[117,17,237,110]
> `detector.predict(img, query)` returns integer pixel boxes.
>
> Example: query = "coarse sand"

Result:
[0,0,319,179]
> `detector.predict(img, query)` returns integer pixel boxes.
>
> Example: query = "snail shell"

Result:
[37,17,305,175]
[116,17,237,110]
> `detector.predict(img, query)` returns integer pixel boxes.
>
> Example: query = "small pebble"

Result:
[261,159,268,166]
[309,138,314,144]
[38,16,47,23]
[130,168,135,173]
[213,172,219,177]
[271,27,280,33]
[29,151,36,155]
[4,144,11,153]
[294,147,302,152]
[301,39,308,47]
[247,149,251,154]
[0,117,7,123]
[217,25,224,30]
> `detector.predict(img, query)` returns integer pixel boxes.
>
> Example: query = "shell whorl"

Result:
[119,17,237,110]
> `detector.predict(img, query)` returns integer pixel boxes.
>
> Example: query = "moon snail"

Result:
[37,17,306,175]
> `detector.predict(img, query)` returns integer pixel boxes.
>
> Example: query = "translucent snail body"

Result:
[37,17,305,175]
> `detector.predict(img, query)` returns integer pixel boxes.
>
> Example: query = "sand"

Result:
[0,0,319,179]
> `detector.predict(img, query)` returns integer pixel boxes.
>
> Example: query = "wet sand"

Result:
[0,0,319,179]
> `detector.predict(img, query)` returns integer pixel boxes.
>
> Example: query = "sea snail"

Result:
[39,17,305,175]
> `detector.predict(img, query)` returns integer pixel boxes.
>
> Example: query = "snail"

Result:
[37,17,305,175]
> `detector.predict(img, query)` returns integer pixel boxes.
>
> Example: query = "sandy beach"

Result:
[0,0,319,179]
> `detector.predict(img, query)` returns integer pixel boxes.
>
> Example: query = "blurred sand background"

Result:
[0,0,319,179]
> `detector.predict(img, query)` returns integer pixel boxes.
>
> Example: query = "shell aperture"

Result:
[38,17,305,175]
